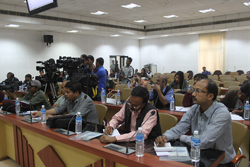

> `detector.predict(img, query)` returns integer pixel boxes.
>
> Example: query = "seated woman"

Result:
[141,68,148,78]
[130,73,148,89]
[110,69,115,78]
[168,71,188,94]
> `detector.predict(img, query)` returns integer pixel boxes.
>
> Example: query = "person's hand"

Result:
[120,74,125,78]
[104,125,114,135]
[154,84,161,92]
[174,89,180,93]
[100,135,117,144]
[232,109,243,114]
[31,111,41,117]
[187,87,193,94]
[155,136,167,147]
[6,90,15,99]
[46,115,54,120]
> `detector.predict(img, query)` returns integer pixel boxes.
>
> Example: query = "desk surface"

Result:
[0,112,225,167]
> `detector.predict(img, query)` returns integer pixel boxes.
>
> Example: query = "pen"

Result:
[156,136,166,146]
[108,122,111,133]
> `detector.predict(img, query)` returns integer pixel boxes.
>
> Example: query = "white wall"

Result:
[225,29,250,73]
[0,28,140,82]
[140,35,199,74]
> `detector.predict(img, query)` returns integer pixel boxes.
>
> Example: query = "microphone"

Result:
[67,95,87,136]
[125,111,156,154]
[4,103,15,115]
[29,93,33,123]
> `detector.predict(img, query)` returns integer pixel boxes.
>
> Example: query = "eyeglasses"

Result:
[191,88,209,94]
[126,101,141,110]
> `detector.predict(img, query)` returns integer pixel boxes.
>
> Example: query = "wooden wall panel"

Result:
[37,145,66,167]
[28,144,35,167]
[105,159,115,167]
[13,125,19,164]
[22,136,29,167]
[17,127,24,166]
[94,159,103,167]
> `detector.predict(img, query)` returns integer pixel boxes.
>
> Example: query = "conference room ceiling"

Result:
[0,0,250,39]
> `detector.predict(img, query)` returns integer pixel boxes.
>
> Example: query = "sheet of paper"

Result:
[154,142,174,152]
[175,106,190,112]
[230,113,244,120]
[156,152,170,156]
[102,128,121,137]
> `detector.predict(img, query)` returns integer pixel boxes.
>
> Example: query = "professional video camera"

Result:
[56,56,83,79]
[0,81,22,92]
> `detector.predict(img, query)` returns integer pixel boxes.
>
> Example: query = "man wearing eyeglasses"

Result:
[155,79,235,166]
[182,73,208,107]
[149,75,174,110]
[100,86,162,144]
[220,83,250,116]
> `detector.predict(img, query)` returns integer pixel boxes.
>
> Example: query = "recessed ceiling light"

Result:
[23,0,26,3]
[162,35,169,37]
[199,8,215,13]
[220,29,229,31]
[110,34,122,37]
[164,15,178,18]
[121,3,141,9]
[243,2,250,6]
[188,32,197,34]
[134,20,148,23]
[67,30,79,33]
[90,11,108,15]
[5,24,20,27]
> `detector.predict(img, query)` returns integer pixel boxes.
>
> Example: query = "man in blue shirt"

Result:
[202,66,210,75]
[95,57,106,101]
[149,75,174,109]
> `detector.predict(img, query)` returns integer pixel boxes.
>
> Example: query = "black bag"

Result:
[46,115,95,132]
[2,100,30,113]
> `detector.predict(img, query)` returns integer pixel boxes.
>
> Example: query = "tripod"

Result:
[44,82,58,104]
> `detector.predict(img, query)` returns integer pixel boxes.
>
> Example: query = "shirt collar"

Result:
[199,101,217,118]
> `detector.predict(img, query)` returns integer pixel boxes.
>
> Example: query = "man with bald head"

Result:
[52,81,69,108]
[149,75,174,109]
[155,79,235,166]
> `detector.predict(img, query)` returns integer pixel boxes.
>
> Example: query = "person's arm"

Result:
[115,109,157,142]
[180,80,188,94]
[148,89,154,101]
[127,67,134,79]
[182,92,193,107]
[31,108,57,117]
[162,107,193,141]
[130,81,136,88]
[181,109,231,149]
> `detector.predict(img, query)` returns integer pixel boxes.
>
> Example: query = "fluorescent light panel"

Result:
[5,24,20,27]
[188,32,197,34]
[220,29,229,31]
[199,8,215,13]
[67,30,79,33]
[243,2,250,6]
[110,34,121,37]
[164,15,178,18]
[91,11,108,15]
[121,3,141,9]
[134,20,148,23]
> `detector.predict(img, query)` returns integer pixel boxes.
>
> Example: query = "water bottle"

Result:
[135,127,144,157]
[101,88,106,103]
[191,130,200,162]
[115,72,117,79]
[170,95,175,111]
[4,95,8,100]
[244,101,250,120]
[136,83,138,87]
[116,90,121,105]
[188,85,191,90]
[41,105,46,124]
[75,112,82,134]
[127,82,130,88]
[2,82,5,85]
[15,98,20,115]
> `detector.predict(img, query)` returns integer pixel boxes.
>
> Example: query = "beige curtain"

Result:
[199,33,225,74]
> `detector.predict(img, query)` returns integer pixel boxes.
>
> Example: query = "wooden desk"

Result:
[95,101,249,167]
[0,112,226,167]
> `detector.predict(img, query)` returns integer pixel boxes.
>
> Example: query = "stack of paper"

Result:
[154,142,174,156]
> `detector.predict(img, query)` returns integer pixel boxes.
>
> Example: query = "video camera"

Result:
[0,81,22,92]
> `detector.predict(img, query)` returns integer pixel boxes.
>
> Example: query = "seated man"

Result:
[130,73,148,89]
[100,86,161,143]
[23,74,32,87]
[242,71,250,85]
[220,83,250,116]
[155,79,236,165]
[31,81,99,131]
[3,72,19,85]
[149,75,174,110]
[182,73,208,107]
[201,66,210,75]
[7,80,51,110]
[51,81,68,108]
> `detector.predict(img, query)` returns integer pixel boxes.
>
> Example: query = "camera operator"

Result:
[6,80,51,110]
[84,55,97,73]
[79,54,89,71]
[3,72,19,85]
